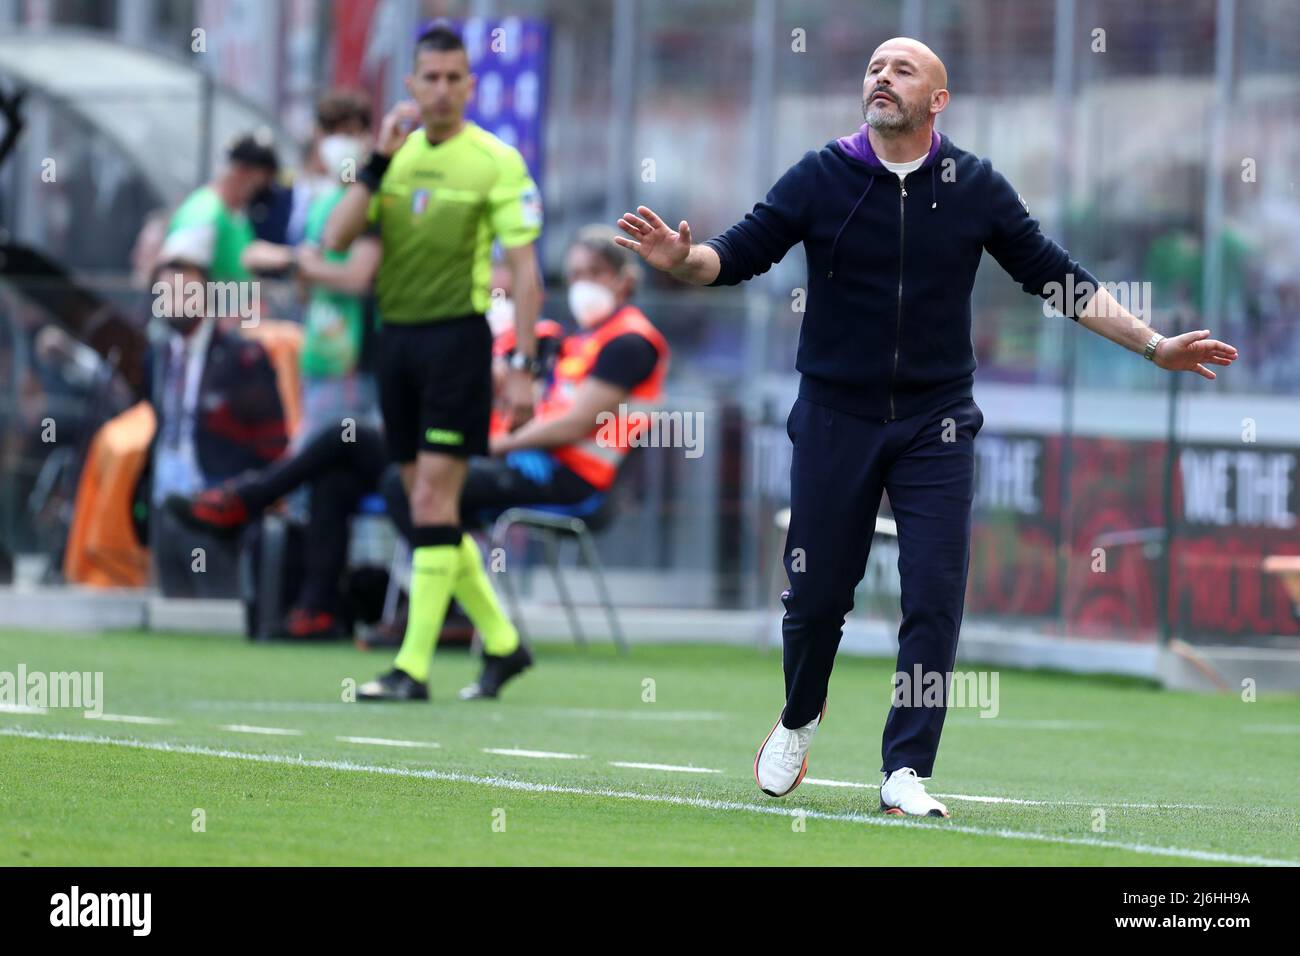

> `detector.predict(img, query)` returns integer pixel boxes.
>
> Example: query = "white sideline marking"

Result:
[218,724,303,736]
[805,777,874,789]
[4,727,1294,867]
[0,703,47,715]
[933,792,1221,811]
[193,703,728,721]
[540,707,728,722]
[86,713,173,725]
[337,736,440,749]
[483,748,587,760]
[190,701,356,713]
[803,777,1220,811]
[609,761,721,774]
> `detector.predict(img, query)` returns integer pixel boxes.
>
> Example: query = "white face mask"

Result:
[486,294,516,338]
[317,134,369,183]
[568,279,617,328]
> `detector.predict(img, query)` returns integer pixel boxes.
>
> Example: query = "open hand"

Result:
[615,206,692,273]
[1153,329,1238,380]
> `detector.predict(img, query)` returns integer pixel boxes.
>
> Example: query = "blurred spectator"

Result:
[143,254,287,597]
[242,90,381,444]
[286,89,374,247]
[162,260,565,640]
[164,132,280,284]
[166,226,665,640]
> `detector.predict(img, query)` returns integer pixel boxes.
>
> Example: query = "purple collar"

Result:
[836,125,941,170]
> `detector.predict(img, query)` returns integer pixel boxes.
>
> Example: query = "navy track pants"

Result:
[780,393,984,777]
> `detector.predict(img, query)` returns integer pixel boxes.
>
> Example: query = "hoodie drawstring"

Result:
[828,177,875,279]
[828,151,939,279]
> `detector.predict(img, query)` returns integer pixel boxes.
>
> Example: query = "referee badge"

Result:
[411,189,430,215]
[520,184,542,228]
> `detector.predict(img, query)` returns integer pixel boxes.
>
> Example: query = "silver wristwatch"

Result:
[508,351,542,377]
[1142,331,1165,362]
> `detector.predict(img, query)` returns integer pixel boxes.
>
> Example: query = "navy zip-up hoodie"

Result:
[704,126,1099,421]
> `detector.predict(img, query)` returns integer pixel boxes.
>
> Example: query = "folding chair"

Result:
[489,490,628,654]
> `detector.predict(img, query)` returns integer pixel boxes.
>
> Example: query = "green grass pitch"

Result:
[0,628,1296,866]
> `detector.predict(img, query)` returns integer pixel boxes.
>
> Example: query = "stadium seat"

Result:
[489,491,628,654]
[63,400,155,588]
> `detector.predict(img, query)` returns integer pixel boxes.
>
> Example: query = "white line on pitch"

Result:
[933,792,1222,810]
[337,736,440,749]
[5,727,1292,867]
[539,707,729,722]
[609,761,721,774]
[86,713,173,725]
[0,703,47,715]
[189,700,358,712]
[804,777,876,789]
[217,724,303,736]
[802,777,1219,810]
[483,748,587,760]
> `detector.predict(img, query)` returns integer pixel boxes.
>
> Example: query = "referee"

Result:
[325,25,543,702]
[617,37,1239,815]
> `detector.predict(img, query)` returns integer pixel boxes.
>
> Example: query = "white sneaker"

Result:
[880,767,950,818]
[753,702,826,797]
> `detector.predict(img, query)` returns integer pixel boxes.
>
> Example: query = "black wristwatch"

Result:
[508,352,543,377]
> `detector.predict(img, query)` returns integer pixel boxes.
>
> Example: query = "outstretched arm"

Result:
[983,164,1239,380]
[1078,285,1238,380]
[297,237,382,295]
[617,154,812,287]
[615,206,720,285]
[500,242,542,428]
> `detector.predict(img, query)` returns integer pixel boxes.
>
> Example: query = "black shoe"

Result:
[358,668,429,701]
[459,645,533,700]
[163,487,251,536]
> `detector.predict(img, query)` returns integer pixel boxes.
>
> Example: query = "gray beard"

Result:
[864,97,920,133]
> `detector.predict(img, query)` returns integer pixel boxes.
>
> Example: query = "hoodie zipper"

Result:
[889,176,907,421]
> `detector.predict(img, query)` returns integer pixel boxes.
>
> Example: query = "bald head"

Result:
[872,37,947,89]
[862,37,949,135]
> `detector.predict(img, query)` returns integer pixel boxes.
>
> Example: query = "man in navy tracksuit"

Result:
[616,37,1237,816]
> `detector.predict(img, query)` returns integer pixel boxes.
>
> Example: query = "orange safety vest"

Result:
[490,319,567,438]
[492,318,566,358]
[540,305,669,491]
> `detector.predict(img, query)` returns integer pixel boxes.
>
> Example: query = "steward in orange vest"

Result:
[488,224,669,496]
[537,306,668,490]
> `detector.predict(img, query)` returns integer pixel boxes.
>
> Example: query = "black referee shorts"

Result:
[376,314,493,463]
